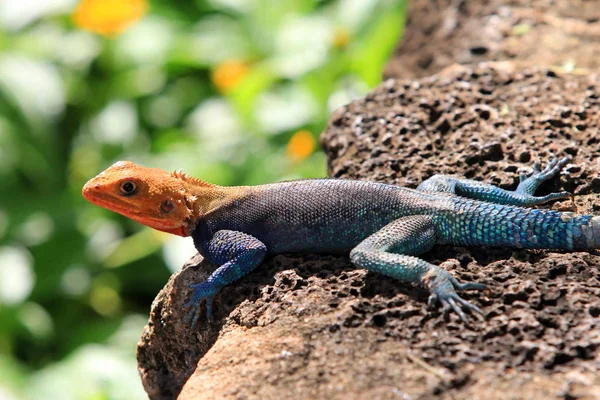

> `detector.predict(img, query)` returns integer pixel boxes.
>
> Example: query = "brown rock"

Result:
[385,0,600,79]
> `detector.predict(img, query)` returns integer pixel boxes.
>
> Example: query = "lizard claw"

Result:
[426,269,486,323]
[536,156,569,180]
[183,281,219,328]
[516,156,571,201]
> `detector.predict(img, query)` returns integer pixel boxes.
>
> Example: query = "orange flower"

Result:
[73,0,147,36]
[287,130,316,162]
[211,60,250,94]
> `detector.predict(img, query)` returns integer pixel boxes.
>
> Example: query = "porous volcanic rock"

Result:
[385,0,600,79]
[138,64,600,399]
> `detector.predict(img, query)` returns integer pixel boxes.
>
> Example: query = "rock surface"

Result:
[384,0,600,79]
[138,64,600,400]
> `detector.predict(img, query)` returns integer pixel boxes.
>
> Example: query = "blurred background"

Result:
[0,0,405,398]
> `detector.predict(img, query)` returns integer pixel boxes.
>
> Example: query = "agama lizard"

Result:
[82,157,600,325]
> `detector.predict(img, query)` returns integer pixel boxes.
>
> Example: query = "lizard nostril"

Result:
[82,181,102,199]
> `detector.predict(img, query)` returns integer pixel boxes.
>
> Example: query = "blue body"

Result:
[194,180,446,254]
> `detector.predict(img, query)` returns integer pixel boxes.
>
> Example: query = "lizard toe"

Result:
[183,303,201,328]
[183,281,219,327]
[436,291,484,322]
[427,270,485,322]
[452,293,484,317]
[450,277,487,292]
[427,292,439,309]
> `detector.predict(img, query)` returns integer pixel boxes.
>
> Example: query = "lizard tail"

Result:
[449,201,600,250]
[572,214,600,250]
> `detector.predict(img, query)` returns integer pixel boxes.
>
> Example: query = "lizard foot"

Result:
[183,281,220,328]
[425,269,486,323]
[516,156,570,201]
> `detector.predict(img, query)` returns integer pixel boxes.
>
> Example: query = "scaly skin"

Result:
[82,157,600,325]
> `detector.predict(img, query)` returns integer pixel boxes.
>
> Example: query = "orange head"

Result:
[82,161,202,236]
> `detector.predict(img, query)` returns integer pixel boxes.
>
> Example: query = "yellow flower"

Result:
[211,60,250,94]
[287,130,316,162]
[73,0,147,36]
[333,28,350,49]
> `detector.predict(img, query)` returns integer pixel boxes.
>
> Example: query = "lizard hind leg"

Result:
[349,215,485,322]
[417,157,570,207]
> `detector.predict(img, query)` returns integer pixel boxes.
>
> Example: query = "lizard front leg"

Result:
[185,230,267,327]
[350,215,485,322]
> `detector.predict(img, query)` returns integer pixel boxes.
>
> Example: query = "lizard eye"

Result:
[119,181,138,196]
[161,200,175,214]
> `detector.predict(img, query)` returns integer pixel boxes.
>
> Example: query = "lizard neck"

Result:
[188,183,249,224]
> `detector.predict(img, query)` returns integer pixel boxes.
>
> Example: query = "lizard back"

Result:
[193,179,452,253]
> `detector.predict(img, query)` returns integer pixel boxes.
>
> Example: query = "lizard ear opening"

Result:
[161,200,175,214]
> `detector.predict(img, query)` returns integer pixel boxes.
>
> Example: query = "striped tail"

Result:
[446,200,600,251]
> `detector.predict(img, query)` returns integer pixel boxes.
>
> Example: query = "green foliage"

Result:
[0,0,405,398]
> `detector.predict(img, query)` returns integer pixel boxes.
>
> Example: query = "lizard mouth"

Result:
[82,186,136,216]
[82,185,187,234]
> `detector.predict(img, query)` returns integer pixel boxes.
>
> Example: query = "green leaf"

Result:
[227,62,278,124]
[350,1,406,87]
